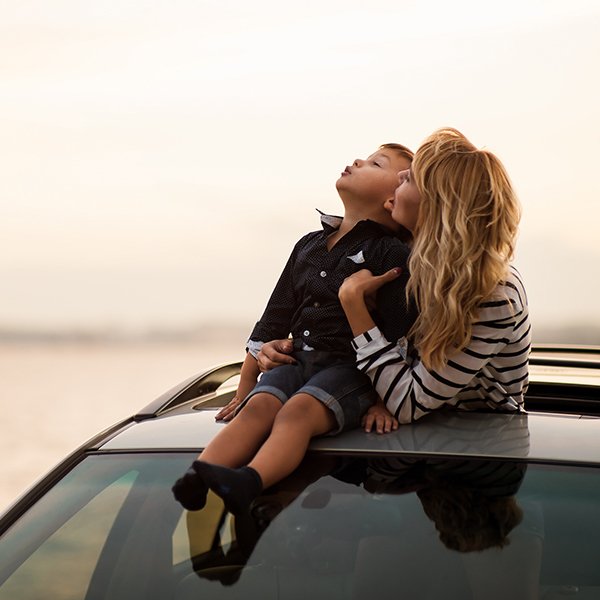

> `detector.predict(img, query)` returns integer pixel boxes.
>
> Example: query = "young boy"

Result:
[173,143,417,515]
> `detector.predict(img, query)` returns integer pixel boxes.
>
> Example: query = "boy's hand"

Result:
[257,339,296,372]
[362,400,399,434]
[215,396,243,421]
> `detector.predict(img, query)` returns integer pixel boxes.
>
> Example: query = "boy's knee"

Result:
[243,393,282,419]
[281,393,318,414]
[279,393,335,427]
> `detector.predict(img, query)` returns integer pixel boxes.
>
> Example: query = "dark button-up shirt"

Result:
[248,213,417,357]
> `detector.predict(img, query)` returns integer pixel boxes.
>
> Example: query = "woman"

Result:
[337,127,531,427]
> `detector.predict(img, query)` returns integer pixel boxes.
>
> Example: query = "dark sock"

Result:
[193,462,263,515]
[172,466,208,511]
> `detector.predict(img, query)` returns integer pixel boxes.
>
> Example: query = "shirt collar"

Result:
[316,209,397,238]
[317,209,343,234]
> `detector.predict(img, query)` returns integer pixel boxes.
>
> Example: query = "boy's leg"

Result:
[199,392,283,467]
[193,360,375,514]
[172,392,282,511]
[248,393,337,488]
[194,393,335,515]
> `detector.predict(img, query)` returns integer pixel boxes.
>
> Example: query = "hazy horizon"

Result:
[2,321,600,347]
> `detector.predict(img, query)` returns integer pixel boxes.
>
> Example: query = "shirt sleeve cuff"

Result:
[351,326,384,351]
[246,338,264,359]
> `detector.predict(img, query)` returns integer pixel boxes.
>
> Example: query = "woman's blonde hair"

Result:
[407,128,521,370]
[418,482,523,552]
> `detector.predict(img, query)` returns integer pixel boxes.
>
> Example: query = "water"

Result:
[0,341,243,512]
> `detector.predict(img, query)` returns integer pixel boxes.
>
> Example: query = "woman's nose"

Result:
[353,158,363,167]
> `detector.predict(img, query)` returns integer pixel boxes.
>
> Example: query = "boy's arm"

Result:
[237,353,261,402]
[215,353,261,421]
[217,234,314,422]
[248,236,307,346]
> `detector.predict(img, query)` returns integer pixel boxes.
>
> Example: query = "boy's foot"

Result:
[193,462,263,515]
[172,466,209,511]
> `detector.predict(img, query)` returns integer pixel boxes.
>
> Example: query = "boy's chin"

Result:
[335,178,349,195]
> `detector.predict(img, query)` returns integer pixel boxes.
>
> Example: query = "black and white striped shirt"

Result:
[352,266,531,423]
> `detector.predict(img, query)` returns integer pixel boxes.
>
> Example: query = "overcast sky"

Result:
[2,0,600,340]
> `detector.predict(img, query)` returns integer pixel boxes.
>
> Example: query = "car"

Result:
[0,346,600,599]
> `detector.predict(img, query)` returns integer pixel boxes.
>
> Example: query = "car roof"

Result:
[94,346,600,466]
[98,408,600,465]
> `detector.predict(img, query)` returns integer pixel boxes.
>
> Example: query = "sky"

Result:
[2,0,600,341]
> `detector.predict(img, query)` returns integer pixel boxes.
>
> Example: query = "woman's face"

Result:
[387,166,422,235]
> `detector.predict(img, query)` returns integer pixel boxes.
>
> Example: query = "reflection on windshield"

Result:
[186,454,538,596]
[342,456,527,552]
[187,411,533,587]
[182,413,542,598]
[2,426,600,600]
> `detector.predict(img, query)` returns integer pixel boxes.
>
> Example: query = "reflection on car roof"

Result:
[99,409,600,465]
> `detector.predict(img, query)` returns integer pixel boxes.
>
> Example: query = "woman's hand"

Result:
[256,339,296,372]
[339,268,402,307]
[339,268,402,338]
[362,399,399,434]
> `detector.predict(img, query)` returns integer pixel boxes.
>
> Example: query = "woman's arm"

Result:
[354,324,526,424]
[338,268,402,336]
[341,269,529,424]
[339,268,402,433]
[256,339,297,372]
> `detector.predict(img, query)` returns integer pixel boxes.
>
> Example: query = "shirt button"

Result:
[303,330,310,337]
[320,271,327,277]
[313,302,320,308]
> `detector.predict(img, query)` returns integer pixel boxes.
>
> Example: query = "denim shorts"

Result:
[241,350,377,435]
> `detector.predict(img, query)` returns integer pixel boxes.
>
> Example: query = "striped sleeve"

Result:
[354,267,531,424]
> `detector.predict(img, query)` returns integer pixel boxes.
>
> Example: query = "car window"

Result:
[0,454,206,600]
[0,452,600,599]
[0,467,138,600]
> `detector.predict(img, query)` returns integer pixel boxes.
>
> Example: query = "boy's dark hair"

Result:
[379,143,414,163]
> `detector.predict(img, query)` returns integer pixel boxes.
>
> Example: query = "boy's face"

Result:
[335,149,411,207]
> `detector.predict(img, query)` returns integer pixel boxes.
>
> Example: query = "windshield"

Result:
[0,452,598,599]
